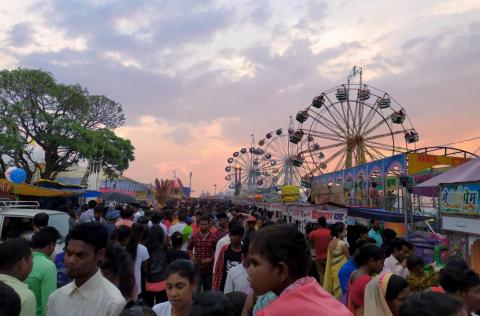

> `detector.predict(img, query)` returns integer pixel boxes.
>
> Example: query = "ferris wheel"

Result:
[257,120,317,188]
[224,137,271,195]
[293,66,419,173]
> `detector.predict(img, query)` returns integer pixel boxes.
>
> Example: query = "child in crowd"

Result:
[405,255,438,292]
[242,224,352,316]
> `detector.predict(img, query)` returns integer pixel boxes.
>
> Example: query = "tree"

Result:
[78,128,135,184]
[0,68,133,181]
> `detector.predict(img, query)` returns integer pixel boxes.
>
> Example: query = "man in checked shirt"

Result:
[188,215,218,293]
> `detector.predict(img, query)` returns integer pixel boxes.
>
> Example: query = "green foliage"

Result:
[0,68,134,181]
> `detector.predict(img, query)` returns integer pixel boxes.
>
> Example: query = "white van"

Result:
[0,201,70,251]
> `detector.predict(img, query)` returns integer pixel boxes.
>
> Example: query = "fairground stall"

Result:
[414,156,480,273]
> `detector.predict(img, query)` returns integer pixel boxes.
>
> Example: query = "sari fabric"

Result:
[324,239,348,298]
[347,274,371,316]
[256,277,353,316]
[363,272,394,316]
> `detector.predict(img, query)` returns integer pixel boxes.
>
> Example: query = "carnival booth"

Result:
[415,157,480,273]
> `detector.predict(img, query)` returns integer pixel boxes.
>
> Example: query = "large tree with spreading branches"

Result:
[0,68,134,182]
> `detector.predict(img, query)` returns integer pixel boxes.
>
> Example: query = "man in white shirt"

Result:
[382,238,413,278]
[224,243,250,294]
[133,206,144,222]
[47,222,126,316]
[169,210,192,250]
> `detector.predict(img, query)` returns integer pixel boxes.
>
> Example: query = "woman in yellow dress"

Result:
[323,222,350,299]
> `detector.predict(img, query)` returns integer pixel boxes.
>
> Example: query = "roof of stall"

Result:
[413,156,480,197]
[348,207,431,223]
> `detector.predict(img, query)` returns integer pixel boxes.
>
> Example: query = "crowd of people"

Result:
[0,198,478,316]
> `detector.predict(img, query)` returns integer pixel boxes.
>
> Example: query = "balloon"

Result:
[4,166,17,182]
[10,168,26,184]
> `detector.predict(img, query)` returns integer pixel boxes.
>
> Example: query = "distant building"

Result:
[56,168,154,202]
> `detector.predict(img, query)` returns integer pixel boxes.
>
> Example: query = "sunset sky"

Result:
[1,0,479,195]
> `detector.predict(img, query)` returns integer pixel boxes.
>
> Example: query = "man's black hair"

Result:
[355,244,385,266]
[440,267,480,294]
[216,211,228,219]
[0,281,21,316]
[87,200,97,209]
[33,213,49,227]
[228,223,245,237]
[225,291,246,316]
[190,290,234,316]
[358,225,369,235]
[406,255,424,271]
[66,222,108,251]
[177,209,188,222]
[0,239,31,271]
[199,215,211,223]
[392,238,413,251]
[317,216,327,227]
[400,292,466,316]
[120,207,134,220]
[31,227,61,249]
[150,212,161,224]
[383,228,397,241]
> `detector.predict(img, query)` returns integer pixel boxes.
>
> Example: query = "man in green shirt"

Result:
[25,227,60,316]
[0,238,36,316]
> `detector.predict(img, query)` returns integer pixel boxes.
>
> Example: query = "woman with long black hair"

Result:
[126,224,150,299]
[143,226,169,306]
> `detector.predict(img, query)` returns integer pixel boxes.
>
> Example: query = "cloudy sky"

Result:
[1,0,479,195]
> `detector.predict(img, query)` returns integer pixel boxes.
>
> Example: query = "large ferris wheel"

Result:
[294,66,419,174]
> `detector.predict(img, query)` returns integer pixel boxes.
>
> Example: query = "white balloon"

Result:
[5,166,18,182]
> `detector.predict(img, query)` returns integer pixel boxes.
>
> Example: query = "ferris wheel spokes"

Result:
[362,112,395,136]
[308,113,348,138]
[306,130,346,142]
[365,130,405,142]
[365,140,409,153]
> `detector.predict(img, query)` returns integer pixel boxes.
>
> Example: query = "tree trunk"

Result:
[80,161,92,187]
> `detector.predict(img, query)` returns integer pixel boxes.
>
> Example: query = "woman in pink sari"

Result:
[347,244,385,316]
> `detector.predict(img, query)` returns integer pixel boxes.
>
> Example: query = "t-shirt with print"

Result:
[220,245,242,291]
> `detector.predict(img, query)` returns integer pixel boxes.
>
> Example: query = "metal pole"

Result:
[403,187,408,239]
[189,172,192,197]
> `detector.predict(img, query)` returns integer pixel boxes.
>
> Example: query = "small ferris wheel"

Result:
[293,66,419,173]
[257,118,318,188]
[224,136,271,195]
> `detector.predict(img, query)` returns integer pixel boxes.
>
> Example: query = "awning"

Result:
[0,179,79,197]
[348,207,431,223]
[80,190,103,198]
[413,156,480,197]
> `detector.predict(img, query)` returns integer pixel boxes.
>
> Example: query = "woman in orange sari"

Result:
[323,222,349,299]
[347,244,385,316]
